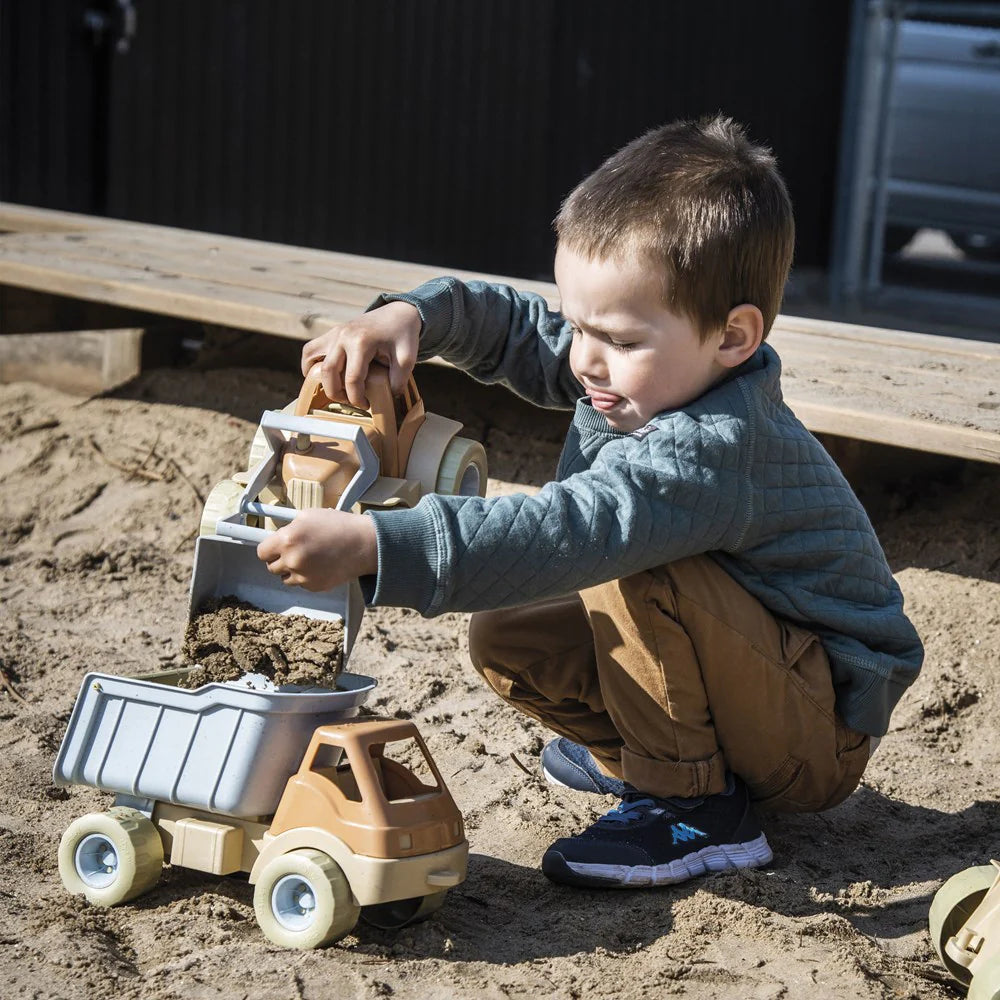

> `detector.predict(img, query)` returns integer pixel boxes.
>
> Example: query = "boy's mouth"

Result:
[587,389,624,413]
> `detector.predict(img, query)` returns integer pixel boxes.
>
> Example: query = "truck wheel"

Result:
[435,437,487,497]
[929,864,997,985]
[970,956,1000,1000]
[199,479,246,537]
[58,808,163,907]
[362,890,447,930]
[254,849,359,949]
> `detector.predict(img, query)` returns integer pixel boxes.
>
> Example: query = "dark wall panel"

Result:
[103,0,558,277]
[1,0,103,213]
[546,2,851,271]
[4,2,851,276]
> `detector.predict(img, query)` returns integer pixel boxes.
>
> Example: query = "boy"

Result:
[258,116,924,889]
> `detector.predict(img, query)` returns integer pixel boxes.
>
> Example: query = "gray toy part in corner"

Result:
[52,670,376,818]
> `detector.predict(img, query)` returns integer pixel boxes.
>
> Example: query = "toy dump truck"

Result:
[55,364,481,947]
[55,669,467,948]
[930,861,1000,999]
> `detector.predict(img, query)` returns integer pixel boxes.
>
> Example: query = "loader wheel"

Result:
[58,807,163,907]
[929,864,997,985]
[199,479,246,537]
[435,436,487,497]
[362,890,447,929]
[254,849,359,949]
[970,956,1000,1000]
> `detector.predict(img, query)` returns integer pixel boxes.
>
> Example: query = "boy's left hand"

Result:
[257,509,378,592]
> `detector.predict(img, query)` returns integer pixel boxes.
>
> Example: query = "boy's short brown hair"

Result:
[554,115,794,339]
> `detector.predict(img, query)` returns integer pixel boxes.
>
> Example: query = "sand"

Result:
[1,354,999,999]
[179,597,344,689]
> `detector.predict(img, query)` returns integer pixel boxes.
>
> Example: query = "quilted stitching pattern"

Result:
[370,279,924,736]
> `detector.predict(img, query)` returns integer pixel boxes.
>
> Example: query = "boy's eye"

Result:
[568,323,634,351]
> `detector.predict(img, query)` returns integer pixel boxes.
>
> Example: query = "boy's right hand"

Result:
[301,300,422,409]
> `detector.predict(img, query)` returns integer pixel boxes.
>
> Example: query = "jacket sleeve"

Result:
[365,414,749,616]
[370,276,583,410]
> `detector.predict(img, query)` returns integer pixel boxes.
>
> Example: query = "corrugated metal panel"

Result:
[546,1,851,270]
[103,0,559,277]
[4,1,850,273]
[0,0,102,213]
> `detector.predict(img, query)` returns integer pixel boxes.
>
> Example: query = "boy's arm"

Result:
[258,412,748,607]
[366,420,747,616]
[371,277,584,410]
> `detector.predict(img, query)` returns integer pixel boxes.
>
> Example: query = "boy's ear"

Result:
[716,304,764,368]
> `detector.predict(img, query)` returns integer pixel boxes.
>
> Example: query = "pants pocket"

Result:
[747,754,805,812]
[748,753,841,814]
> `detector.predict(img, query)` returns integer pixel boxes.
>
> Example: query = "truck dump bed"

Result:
[53,670,376,817]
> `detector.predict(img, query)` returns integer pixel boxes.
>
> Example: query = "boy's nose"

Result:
[573,335,606,380]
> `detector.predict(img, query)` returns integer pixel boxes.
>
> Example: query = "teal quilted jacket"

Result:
[364,278,924,736]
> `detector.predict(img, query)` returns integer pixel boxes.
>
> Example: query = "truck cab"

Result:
[268,717,465,861]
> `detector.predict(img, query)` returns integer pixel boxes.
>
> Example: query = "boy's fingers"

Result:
[301,335,327,377]
[319,346,348,403]
[256,532,287,569]
[389,340,417,394]
[343,348,374,409]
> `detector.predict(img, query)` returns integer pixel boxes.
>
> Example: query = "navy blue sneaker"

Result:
[541,738,628,796]
[542,774,772,888]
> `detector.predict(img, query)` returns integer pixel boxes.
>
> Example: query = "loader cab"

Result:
[268,718,464,860]
[288,363,425,483]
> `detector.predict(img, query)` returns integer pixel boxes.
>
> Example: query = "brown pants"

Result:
[469,555,870,813]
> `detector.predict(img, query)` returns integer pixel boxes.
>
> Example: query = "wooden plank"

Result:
[0,202,997,464]
[0,228,550,315]
[770,329,1000,443]
[0,328,143,395]
[771,313,1000,360]
[0,204,108,234]
[0,231,390,312]
[786,400,1000,464]
[0,249,352,339]
[0,203,560,304]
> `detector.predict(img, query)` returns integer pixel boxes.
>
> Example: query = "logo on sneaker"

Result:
[671,823,708,845]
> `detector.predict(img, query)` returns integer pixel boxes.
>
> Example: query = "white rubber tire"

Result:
[199,479,247,537]
[435,436,488,497]
[253,849,359,950]
[58,808,163,907]
[970,956,1000,1000]
[929,864,997,986]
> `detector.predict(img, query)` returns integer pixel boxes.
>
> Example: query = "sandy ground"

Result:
[2,353,999,1000]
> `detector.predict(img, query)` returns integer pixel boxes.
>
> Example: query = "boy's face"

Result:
[555,245,727,432]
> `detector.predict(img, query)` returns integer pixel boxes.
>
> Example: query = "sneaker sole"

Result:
[541,764,624,796]
[542,833,773,888]
[542,763,585,790]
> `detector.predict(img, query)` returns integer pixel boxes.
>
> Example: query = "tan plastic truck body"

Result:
[148,717,467,907]
[282,365,431,510]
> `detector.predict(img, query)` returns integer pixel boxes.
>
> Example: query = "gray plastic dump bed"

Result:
[53,670,376,818]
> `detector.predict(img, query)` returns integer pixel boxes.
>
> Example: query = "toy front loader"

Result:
[190,363,487,666]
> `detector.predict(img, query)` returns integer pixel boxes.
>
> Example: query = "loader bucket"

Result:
[188,534,365,665]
